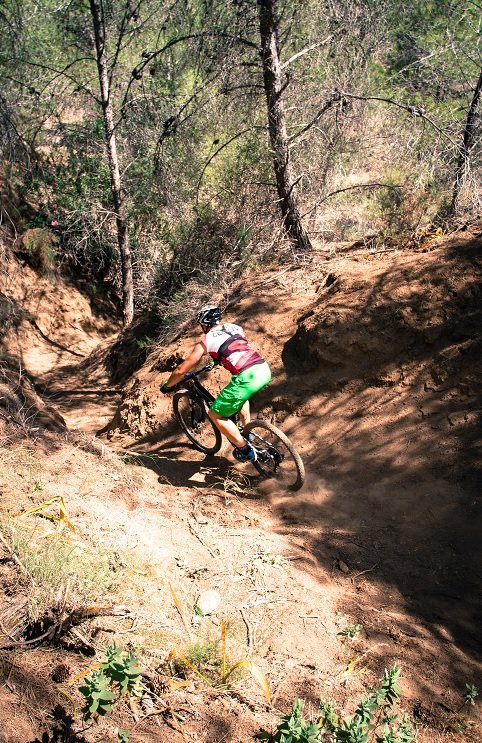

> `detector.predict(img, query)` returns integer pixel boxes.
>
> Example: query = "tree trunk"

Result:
[89,0,134,326]
[258,0,312,252]
[452,66,482,212]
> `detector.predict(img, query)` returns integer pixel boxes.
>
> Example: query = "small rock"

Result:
[196,589,221,615]
[189,472,207,483]
[338,560,350,574]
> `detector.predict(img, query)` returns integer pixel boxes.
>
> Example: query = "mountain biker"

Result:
[160,305,271,462]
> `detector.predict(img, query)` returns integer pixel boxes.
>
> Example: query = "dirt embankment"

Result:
[1,244,121,431]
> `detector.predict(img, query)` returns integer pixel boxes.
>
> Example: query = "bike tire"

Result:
[173,390,222,455]
[243,419,305,491]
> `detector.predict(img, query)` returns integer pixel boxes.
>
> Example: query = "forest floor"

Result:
[0,222,481,743]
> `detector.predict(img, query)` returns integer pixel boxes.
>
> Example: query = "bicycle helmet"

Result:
[197,304,222,328]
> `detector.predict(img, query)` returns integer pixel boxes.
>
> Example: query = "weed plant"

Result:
[0,518,122,619]
[257,666,414,742]
[79,642,142,721]
[168,619,270,701]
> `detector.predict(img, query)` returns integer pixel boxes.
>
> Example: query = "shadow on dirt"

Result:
[121,429,264,498]
[27,705,89,743]
[27,704,238,743]
[272,238,482,695]
[96,236,481,706]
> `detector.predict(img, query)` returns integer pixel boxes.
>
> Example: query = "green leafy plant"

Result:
[257,666,414,742]
[78,669,117,721]
[78,643,142,722]
[257,698,322,742]
[337,623,363,640]
[101,643,143,696]
[464,683,478,706]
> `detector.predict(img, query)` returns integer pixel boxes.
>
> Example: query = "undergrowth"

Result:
[0,516,122,620]
[79,642,143,722]
[257,666,415,742]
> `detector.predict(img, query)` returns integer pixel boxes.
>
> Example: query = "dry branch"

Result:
[0,604,131,650]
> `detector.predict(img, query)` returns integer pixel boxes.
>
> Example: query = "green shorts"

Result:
[210,362,271,417]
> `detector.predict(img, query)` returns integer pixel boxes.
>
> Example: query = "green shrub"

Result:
[20,228,58,274]
[257,666,415,742]
[79,642,143,721]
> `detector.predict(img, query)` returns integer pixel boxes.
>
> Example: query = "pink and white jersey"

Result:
[202,323,264,375]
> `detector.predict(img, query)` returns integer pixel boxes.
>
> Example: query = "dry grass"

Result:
[0,443,42,498]
[0,517,122,620]
[215,466,253,503]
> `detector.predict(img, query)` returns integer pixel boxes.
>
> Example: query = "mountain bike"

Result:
[171,362,305,491]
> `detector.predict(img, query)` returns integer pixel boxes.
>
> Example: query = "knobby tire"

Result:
[243,419,305,491]
[173,390,222,455]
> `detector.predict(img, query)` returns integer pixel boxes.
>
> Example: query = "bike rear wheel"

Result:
[173,390,222,454]
[243,419,305,491]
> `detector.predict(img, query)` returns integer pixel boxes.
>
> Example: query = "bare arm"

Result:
[164,342,205,388]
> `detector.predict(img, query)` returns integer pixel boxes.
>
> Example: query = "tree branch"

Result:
[196,128,251,203]
[108,0,143,85]
[121,31,258,109]
[288,93,341,143]
[339,91,460,148]
[300,182,403,219]
[16,58,98,102]
[281,36,333,70]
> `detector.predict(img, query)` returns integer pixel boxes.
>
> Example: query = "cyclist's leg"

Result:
[239,400,250,428]
[208,408,245,447]
[208,363,271,456]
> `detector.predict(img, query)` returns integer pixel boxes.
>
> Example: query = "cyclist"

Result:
[160,305,271,462]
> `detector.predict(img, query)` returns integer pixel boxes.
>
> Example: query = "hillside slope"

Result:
[0,223,481,742]
[104,222,482,731]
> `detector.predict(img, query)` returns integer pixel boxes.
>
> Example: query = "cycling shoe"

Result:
[233,444,257,463]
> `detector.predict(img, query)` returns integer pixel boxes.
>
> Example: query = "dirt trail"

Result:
[1,228,481,742]
[99,228,482,738]
[1,252,122,432]
[38,342,122,433]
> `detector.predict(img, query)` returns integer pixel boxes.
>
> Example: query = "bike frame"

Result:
[181,363,216,403]
[178,363,239,425]
[172,362,305,490]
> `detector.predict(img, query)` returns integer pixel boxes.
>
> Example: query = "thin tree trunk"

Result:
[452,66,482,212]
[258,0,312,252]
[89,0,134,326]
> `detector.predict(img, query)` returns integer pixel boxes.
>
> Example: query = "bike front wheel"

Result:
[173,390,222,455]
[243,419,305,491]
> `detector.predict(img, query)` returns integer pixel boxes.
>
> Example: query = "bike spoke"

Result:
[173,391,222,454]
[244,420,305,491]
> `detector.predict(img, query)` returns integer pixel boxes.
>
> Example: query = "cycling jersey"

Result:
[202,323,265,375]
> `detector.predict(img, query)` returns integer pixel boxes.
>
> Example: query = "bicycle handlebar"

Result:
[185,361,217,379]
[176,361,216,386]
